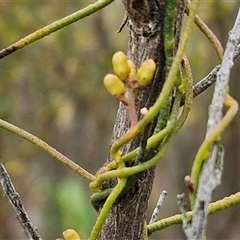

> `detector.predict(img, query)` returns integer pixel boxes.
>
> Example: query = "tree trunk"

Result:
[98,1,185,239]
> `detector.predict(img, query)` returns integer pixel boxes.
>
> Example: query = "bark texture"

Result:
[98,1,185,239]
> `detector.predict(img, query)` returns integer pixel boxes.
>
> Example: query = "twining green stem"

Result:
[110,0,199,164]
[143,222,149,240]
[190,95,238,206]
[106,57,194,171]
[0,0,115,59]
[194,14,223,61]
[107,118,172,168]
[106,98,173,169]
[123,57,194,163]
[122,123,171,163]
[164,0,178,73]
[89,178,127,240]
[171,57,193,134]
[0,119,95,182]
[90,67,193,202]
[106,97,174,169]
[147,191,240,234]
[91,0,198,203]
[181,56,193,109]
[90,56,193,201]
[90,90,182,190]
[91,53,194,190]
[186,0,224,62]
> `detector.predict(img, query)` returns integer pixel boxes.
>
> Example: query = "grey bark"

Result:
[97,1,185,239]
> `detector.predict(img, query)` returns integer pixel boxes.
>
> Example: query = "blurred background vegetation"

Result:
[0,1,239,239]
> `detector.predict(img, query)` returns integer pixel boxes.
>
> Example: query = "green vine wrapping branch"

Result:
[89,1,197,239]
[90,0,179,193]
[90,1,199,236]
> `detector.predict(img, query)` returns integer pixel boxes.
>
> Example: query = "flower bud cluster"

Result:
[103,51,156,100]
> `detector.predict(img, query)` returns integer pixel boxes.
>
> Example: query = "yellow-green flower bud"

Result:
[137,59,156,86]
[127,60,137,79]
[63,229,81,240]
[103,74,125,97]
[112,51,130,80]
